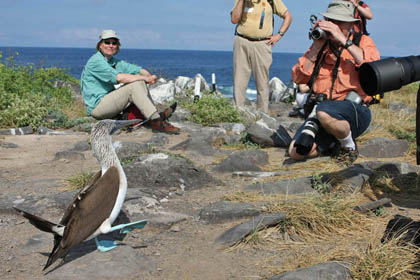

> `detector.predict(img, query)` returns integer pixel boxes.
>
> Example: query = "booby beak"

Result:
[110,119,144,135]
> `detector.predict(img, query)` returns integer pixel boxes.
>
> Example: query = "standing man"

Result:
[231,0,292,113]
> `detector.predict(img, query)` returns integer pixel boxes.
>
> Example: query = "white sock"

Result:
[338,131,355,150]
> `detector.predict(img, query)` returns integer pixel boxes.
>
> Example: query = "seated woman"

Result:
[81,29,179,134]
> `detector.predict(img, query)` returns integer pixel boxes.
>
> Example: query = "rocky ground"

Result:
[0,104,419,280]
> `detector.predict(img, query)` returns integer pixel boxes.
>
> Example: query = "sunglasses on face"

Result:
[103,40,119,46]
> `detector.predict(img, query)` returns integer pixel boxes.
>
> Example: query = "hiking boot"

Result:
[159,102,177,120]
[332,145,359,167]
[147,118,180,135]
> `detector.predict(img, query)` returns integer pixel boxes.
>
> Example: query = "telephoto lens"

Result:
[294,105,320,155]
[359,55,420,95]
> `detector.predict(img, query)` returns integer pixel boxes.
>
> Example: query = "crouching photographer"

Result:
[288,0,380,166]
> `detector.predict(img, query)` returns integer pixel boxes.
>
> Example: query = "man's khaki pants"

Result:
[233,35,272,113]
[91,81,157,120]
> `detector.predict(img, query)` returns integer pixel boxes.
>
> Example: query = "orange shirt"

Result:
[292,35,380,102]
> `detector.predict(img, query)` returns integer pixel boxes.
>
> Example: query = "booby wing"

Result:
[60,170,102,225]
[44,166,120,270]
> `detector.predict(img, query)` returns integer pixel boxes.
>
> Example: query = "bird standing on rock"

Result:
[14,119,147,270]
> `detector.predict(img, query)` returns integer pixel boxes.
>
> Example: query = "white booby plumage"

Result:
[14,119,147,270]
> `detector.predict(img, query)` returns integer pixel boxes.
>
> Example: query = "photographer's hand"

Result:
[317,20,347,45]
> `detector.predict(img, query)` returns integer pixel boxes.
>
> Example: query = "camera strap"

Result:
[308,41,329,91]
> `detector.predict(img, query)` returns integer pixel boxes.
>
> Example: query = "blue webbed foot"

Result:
[95,237,117,252]
[109,220,147,234]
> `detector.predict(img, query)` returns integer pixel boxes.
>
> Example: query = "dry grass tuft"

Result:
[351,236,420,280]
[61,171,93,191]
[267,194,371,240]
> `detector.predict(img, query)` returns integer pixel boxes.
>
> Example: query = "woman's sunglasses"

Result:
[103,40,119,46]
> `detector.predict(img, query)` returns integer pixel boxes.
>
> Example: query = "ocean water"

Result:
[0,47,301,99]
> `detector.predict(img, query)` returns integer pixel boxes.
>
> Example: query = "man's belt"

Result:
[237,33,270,41]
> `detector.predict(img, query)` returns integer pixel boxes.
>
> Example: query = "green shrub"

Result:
[0,52,84,129]
[180,93,242,126]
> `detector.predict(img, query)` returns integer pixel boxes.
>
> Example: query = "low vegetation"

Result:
[179,91,242,126]
[0,51,85,129]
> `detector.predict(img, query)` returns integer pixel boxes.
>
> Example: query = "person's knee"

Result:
[316,110,332,123]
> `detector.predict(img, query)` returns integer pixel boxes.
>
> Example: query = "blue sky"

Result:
[1,0,419,56]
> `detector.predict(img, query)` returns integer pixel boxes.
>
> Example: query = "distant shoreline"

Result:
[0,46,303,56]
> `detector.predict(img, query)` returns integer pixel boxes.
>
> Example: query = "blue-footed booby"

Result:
[13,119,147,270]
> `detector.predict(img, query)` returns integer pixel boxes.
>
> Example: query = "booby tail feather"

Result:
[13,207,63,234]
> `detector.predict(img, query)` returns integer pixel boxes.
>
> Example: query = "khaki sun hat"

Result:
[99,29,119,41]
[321,1,360,22]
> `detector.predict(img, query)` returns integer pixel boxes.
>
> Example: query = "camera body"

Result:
[308,15,330,41]
[345,91,363,105]
[310,27,329,40]
[294,92,327,156]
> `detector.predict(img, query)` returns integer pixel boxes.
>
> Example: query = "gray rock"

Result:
[269,77,289,103]
[113,141,151,160]
[215,213,286,246]
[213,122,247,135]
[232,171,288,178]
[54,151,85,161]
[147,133,169,146]
[124,153,215,198]
[150,80,175,104]
[170,121,203,133]
[268,262,351,280]
[70,122,94,133]
[45,244,155,279]
[170,108,192,122]
[170,136,217,156]
[0,126,33,135]
[37,126,67,135]
[0,141,18,148]
[268,102,294,119]
[320,165,373,193]
[245,177,316,195]
[388,103,415,115]
[191,126,227,141]
[359,137,409,158]
[247,119,291,148]
[213,150,269,173]
[358,161,419,176]
[221,135,243,145]
[71,141,91,152]
[199,201,260,224]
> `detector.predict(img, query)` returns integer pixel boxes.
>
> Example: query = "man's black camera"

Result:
[359,55,420,95]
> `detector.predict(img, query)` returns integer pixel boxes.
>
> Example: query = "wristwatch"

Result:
[278,31,285,36]
[344,39,354,49]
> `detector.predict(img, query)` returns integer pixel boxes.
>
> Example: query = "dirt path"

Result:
[0,129,289,280]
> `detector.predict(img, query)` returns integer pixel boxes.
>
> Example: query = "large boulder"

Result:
[269,77,291,102]
[150,80,175,104]
[247,117,292,147]
[123,153,216,198]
